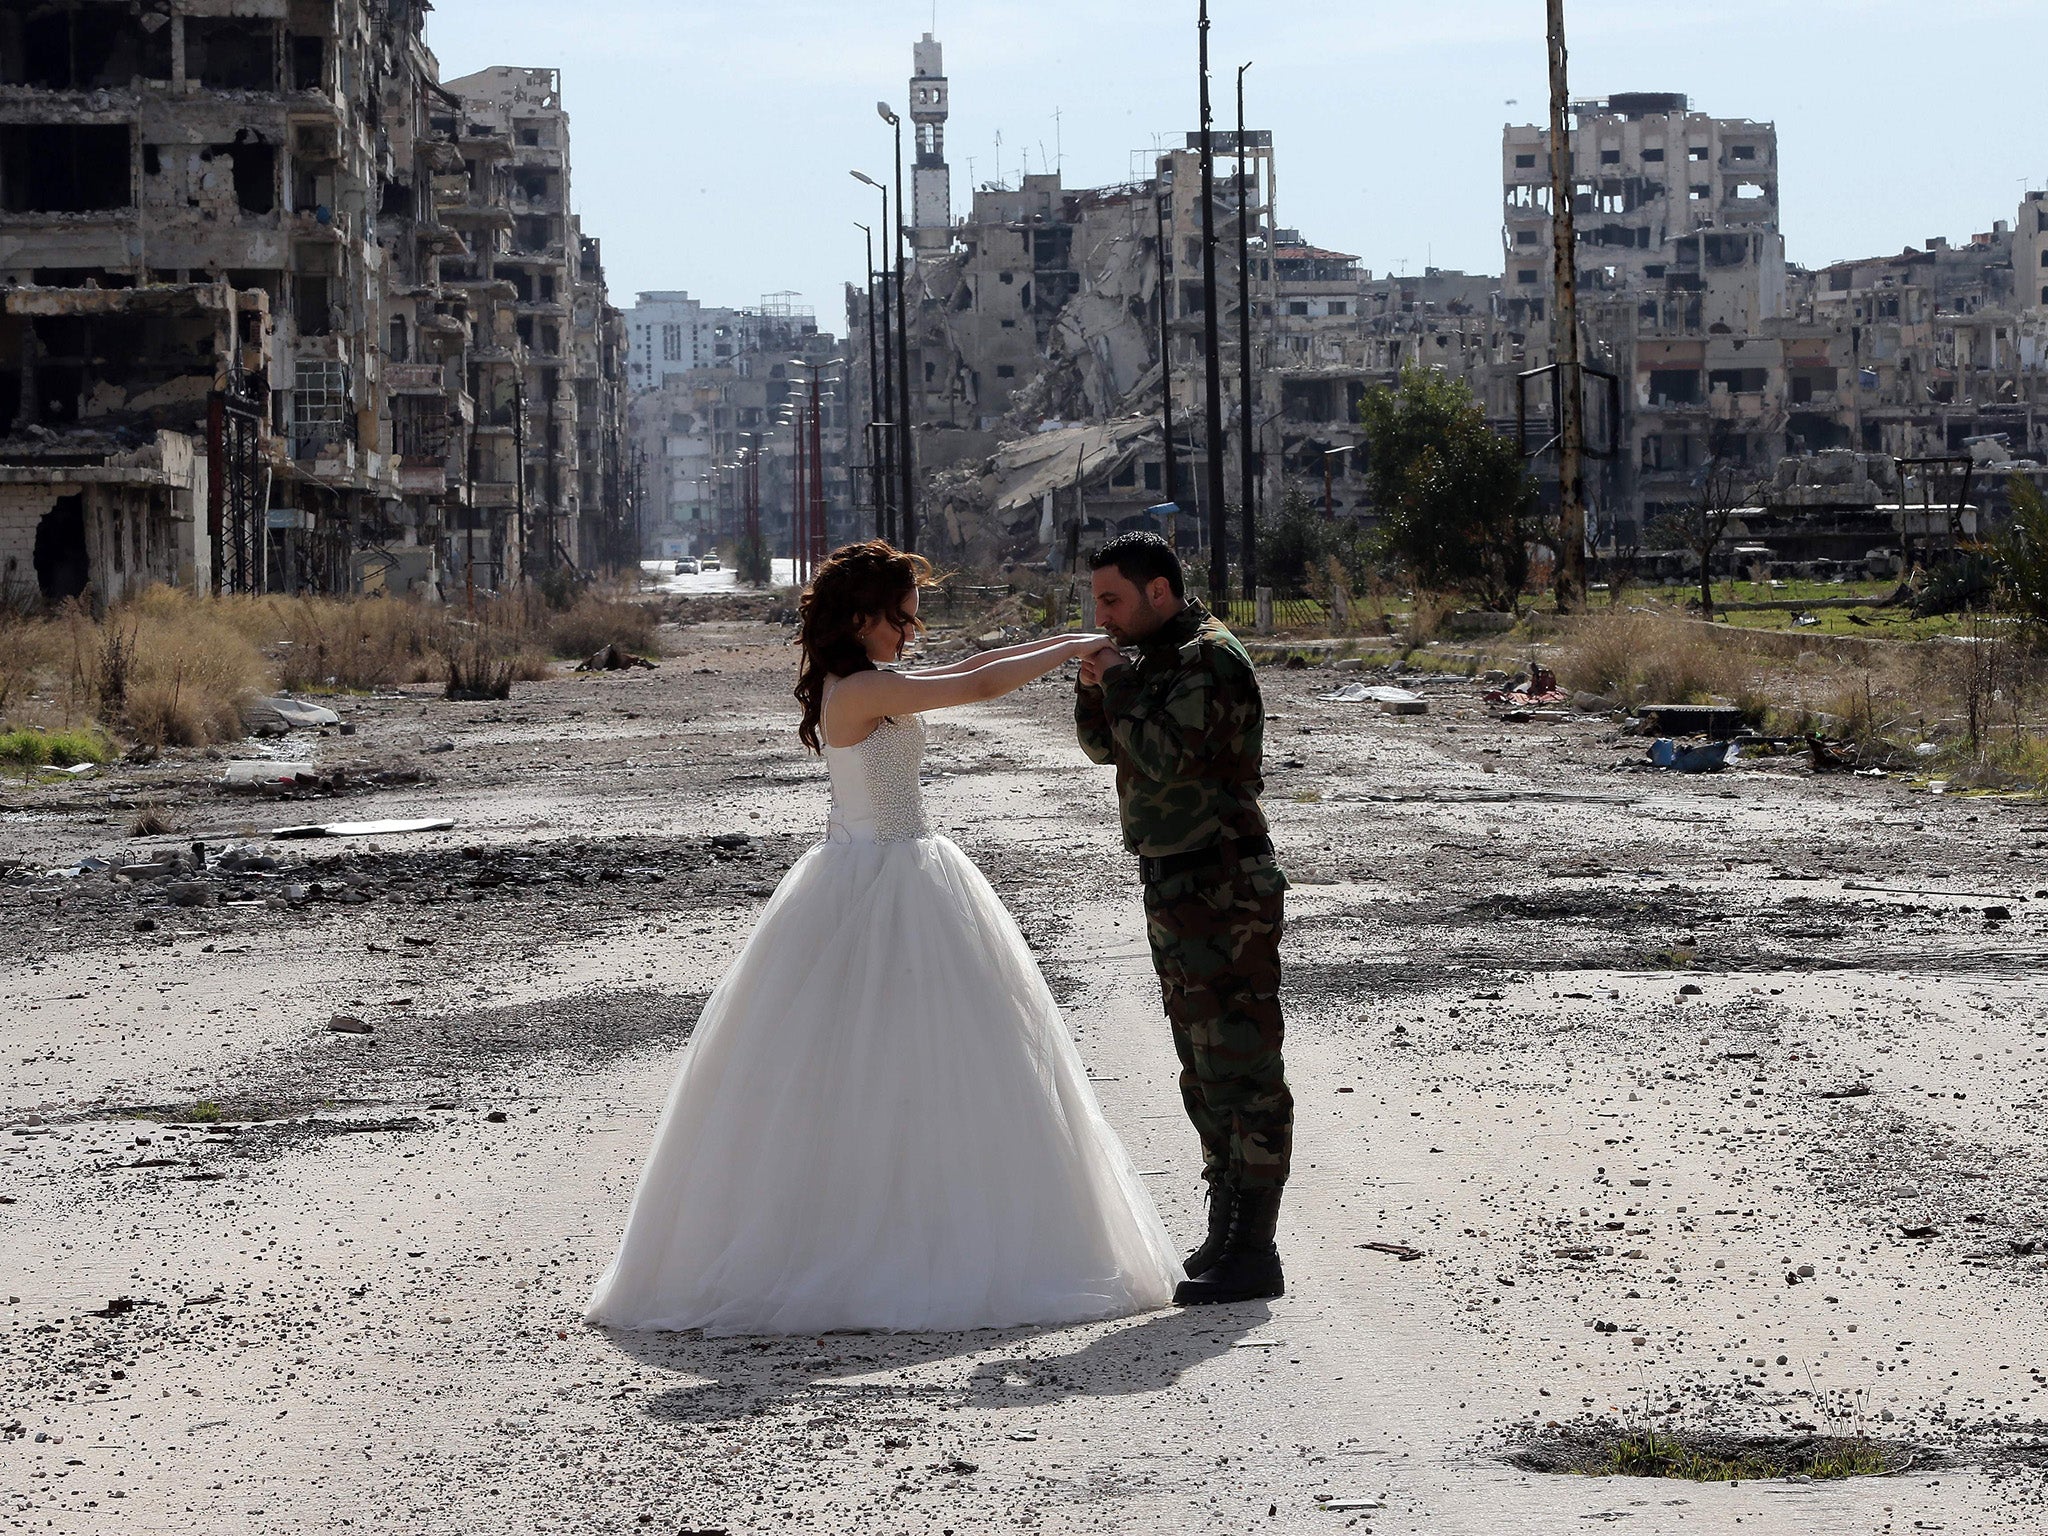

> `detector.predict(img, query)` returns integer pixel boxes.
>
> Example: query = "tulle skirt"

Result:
[584,833,1180,1336]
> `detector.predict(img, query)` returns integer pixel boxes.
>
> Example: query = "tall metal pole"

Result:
[794,402,809,583]
[512,371,527,583]
[857,221,887,538]
[885,106,917,553]
[1197,0,1228,605]
[1155,178,1178,510]
[809,365,826,567]
[1547,0,1587,612]
[1235,61,1257,598]
[876,190,897,545]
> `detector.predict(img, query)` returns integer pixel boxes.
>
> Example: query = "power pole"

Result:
[877,241,897,543]
[1547,0,1587,612]
[1155,178,1178,509]
[512,372,527,583]
[1197,0,1228,605]
[887,107,917,552]
[858,221,887,538]
[809,364,826,569]
[1235,61,1257,598]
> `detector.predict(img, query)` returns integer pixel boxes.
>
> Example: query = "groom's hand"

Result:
[1077,643,1126,688]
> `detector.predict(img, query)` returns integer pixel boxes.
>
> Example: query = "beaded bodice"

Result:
[822,710,930,844]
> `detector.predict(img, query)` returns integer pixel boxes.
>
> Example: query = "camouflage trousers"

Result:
[1142,862,1293,1190]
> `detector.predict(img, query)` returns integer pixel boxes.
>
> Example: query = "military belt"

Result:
[1138,833,1273,886]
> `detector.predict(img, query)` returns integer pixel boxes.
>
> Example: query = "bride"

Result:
[585,540,1180,1335]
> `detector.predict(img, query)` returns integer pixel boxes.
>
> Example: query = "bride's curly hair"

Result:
[794,540,936,753]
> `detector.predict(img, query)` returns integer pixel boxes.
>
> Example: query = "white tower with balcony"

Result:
[909,33,951,255]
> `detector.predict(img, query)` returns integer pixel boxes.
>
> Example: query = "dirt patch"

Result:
[1503,1418,1928,1480]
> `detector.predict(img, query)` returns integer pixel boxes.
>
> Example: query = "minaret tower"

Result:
[909,32,951,255]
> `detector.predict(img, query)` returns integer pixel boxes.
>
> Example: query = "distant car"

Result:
[674,557,701,574]
[699,554,722,571]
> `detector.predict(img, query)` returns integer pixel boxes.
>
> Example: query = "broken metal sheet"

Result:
[248,696,342,730]
[1322,682,1428,714]
[269,817,455,840]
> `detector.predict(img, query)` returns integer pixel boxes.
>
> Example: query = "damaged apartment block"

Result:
[0,2,627,610]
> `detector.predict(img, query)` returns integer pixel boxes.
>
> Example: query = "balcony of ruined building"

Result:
[509,141,565,172]
[438,266,518,303]
[437,194,515,233]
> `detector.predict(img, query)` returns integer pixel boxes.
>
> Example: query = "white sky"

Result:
[430,0,2048,331]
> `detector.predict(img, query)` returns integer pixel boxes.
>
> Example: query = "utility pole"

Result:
[809,364,826,568]
[1546,0,1587,612]
[1235,61,1257,598]
[881,102,917,552]
[1197,0,1228,605]
[857,220,887,538]
[793,398,809,584]
[1155,177,1178,510]
[511,372,527,583]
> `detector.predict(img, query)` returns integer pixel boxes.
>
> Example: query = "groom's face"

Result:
[1091,567,1175,644]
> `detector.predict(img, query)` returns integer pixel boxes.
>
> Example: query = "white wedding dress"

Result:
[584,701,1179,1336]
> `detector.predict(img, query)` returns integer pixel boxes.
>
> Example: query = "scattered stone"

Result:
[326,1015,373,1034]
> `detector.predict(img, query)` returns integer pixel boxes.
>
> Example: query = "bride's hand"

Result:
[1076,641,1126,687]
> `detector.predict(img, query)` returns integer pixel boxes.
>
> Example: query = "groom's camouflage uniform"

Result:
[1076,600,1293,1191]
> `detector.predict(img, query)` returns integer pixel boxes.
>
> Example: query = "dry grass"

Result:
[1562,610,1754,706]
[6,582,660,746]
[543,593,658,660]
[0,612,61,721]
[128,801,179,837]
[238,596,446,692]
[63,588,268,748]
[1399,590,1457,649]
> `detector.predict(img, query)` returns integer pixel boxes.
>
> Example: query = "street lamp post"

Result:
[1547,0,1587,611]
[851,171,897,544]
[878,102,917,552]
[1196,0,1228,605]
[1322,444,1354,520]
[854,219,888,539]
[1155,174,1178,511]
[1235,60,1257,598]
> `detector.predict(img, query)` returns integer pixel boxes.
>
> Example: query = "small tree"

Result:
[1256,487,1363,599]
[735,525,772,587]
[1359,367,1544,612]
[1651,457,1752,621]
[1993,474,2048,637]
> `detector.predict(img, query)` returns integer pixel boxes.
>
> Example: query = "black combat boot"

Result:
[1173,1185,1284,1305]
[1183,1180,1236,1278]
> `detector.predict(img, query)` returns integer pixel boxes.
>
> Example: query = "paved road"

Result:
[637,558,794,596]
[3,616,2042,1533]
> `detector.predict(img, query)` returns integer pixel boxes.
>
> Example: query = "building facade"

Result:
[0,4,627,609]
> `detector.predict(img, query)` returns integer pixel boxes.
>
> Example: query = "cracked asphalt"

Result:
[5,612,2048,1532]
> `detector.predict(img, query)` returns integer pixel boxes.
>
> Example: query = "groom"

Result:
[1075,532,1293,1306]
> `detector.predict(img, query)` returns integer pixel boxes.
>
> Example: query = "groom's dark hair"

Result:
[1089,531,1185,601]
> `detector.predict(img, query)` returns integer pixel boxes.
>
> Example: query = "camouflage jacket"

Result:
[1075,600,1274,858]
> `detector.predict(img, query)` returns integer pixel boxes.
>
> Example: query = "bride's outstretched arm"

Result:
[831,635,1104,725]
[904,633,1103,679]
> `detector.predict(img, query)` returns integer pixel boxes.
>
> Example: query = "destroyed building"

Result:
[1504,92,2048,553]
[0,4,627,609]
[623,294,850,561]
[856,42,2048,574]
